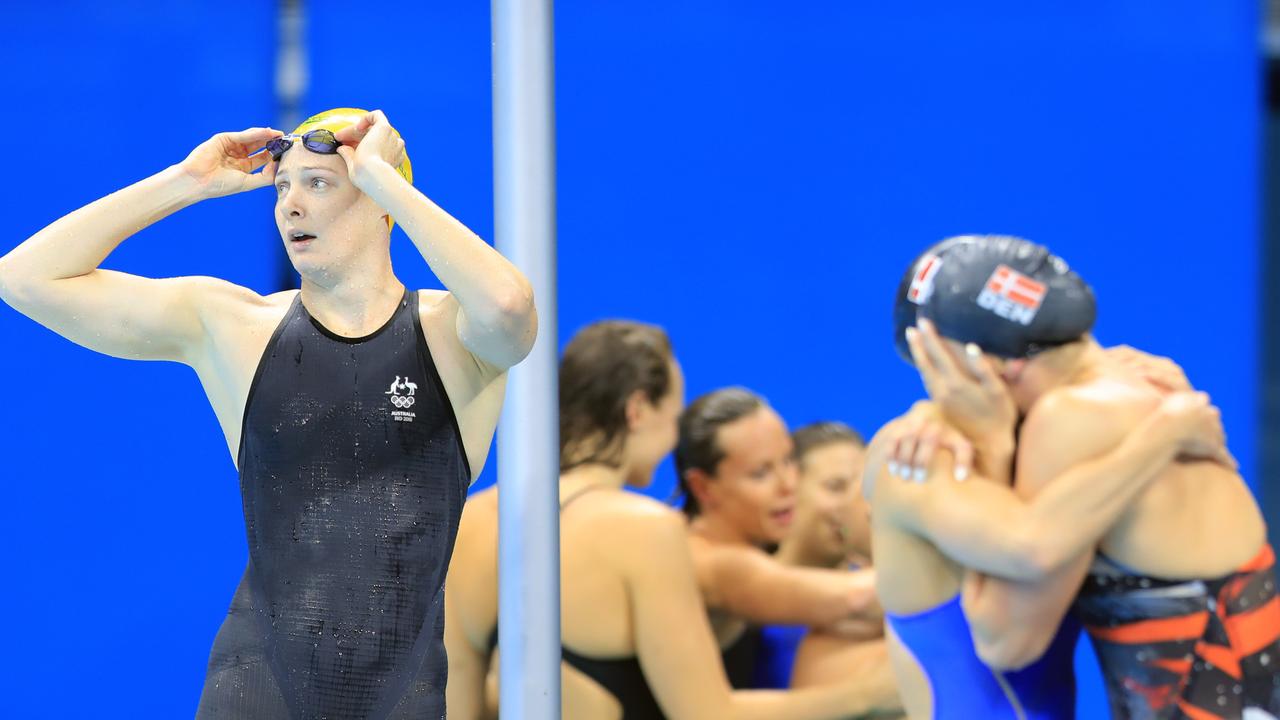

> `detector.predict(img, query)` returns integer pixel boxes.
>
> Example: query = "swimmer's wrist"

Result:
[159,164,216,205]
[974,432,1016,478]
[350,158,399,194]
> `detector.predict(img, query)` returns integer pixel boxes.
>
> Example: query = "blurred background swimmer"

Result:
[445,320,900,720]
[769,423,897,706]
[676,389,896,708]
[901,235,1280,719]
[856,237,1239,719]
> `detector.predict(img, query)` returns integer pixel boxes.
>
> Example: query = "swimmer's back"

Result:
[1048,374,1265,578]
[448,484,685,719]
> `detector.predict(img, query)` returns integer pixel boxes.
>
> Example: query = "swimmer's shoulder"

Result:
[413,288,510,386]
[183,277,295,327]
[580,491,687,541]
[178,280,295,362]
[1025,378,1155,438]
[414,288,460,330]
[1017,380,1155,492]
[576,493,697,579]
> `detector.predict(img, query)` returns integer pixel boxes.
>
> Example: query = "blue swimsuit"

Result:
[887,595,1079,719]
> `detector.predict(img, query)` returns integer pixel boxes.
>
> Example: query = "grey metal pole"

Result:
[492,0,560,718]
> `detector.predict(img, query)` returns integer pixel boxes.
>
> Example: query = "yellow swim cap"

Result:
[293,108,413,184]
[292,108,413,232]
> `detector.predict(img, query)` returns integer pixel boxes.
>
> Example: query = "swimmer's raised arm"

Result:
[690,540,882,634]
[0,127,282,363]
[873,391,1226,581]
[333,111,536,370]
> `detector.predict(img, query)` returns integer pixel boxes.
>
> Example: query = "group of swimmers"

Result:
[1,109,1276,719]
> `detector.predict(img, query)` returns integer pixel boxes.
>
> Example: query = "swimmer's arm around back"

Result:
[961,390,1225,668]
[628,510,893,719]
[334,111,536,370]
[692,541,882,632]
[0,128,281,363]
[876,392,1212,581]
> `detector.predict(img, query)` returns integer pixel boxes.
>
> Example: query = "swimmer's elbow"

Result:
[0,256,31,310]
[1004,525,1070,581]
[0,256,13,303]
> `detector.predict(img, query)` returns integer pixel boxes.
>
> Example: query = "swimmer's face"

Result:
[273,143,388,276]
[703,407,798,545]
[936,337,1045,412]
[624,358,686,488]
[794,441,871,565]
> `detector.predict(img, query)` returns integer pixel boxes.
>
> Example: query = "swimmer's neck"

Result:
[690,512,763,548]
[559,463,629,492]
[1015,335,1107,410]
[298,263,405,337]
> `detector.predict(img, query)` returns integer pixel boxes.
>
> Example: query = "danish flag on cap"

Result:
[977,265,1047,326]
[907,254,942,305]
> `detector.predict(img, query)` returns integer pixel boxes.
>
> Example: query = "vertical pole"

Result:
[492,0,560,718]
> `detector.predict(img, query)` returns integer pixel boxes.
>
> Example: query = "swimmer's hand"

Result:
[1158,391,1237,471]
[333,110,408,190]
[178,127,283,198]
[1107,345,1193,394]
[905,318,1018,449]
[883,409,975,483]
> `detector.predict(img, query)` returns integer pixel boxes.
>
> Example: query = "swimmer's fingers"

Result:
[889,427,921,480]
[245,148,273,174]
[948,433,974,482]
[226,126,284,147]
[916,318,965,383]
[905,327,945,400]
[334,110,390,146]
[909,425,941,482]
[928,423,973,482]
[1109,345,1192,393]
[964,343,1005,391]
[241,155,277,190]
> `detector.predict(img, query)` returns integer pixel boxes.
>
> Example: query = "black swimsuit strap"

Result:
[559,483,610,512]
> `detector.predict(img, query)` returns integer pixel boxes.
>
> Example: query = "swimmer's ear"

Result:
[683,468,716,512]
[624,389,650,431]
[999,358,1025,384]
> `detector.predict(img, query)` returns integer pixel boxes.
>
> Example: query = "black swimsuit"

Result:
[196,289,470,720]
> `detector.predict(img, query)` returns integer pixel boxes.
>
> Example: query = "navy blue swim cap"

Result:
[896,235,1096,361]
[892,236,978,361]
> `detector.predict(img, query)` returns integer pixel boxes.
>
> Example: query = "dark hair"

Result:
[791,422,865,469]
[560,320,674,472]
[675,387,767,518]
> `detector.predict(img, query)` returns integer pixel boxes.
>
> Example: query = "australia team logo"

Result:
[385,376,418,422]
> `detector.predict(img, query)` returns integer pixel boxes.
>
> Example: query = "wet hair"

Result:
[559,320,674,472]
[791,421,865,469]
[675,387,767,518]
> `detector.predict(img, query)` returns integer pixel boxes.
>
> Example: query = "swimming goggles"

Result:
[264,129,341,163]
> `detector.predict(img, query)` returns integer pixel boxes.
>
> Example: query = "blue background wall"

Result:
[0,1,1259,717]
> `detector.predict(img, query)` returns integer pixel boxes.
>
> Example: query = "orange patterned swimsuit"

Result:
[1075,546,1280,719]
